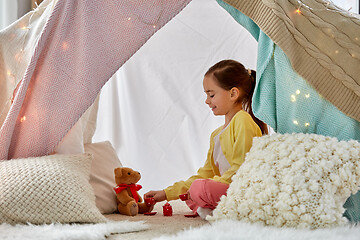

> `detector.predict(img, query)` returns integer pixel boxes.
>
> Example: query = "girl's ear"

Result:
[230,87,241,101]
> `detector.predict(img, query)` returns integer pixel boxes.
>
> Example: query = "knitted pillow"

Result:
[209,133,360,228]
[0,153,107,224]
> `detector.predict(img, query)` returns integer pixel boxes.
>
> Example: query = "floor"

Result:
[105,200,208,239]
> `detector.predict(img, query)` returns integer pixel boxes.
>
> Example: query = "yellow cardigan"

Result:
[164,110,262,201]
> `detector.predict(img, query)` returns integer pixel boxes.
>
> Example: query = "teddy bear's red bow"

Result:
[113,184,142,203]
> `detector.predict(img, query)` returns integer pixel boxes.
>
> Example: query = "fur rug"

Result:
[154,220,360,240]
[0,221,148,240]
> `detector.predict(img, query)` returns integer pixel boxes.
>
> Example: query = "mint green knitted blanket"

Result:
[217,0,360,223]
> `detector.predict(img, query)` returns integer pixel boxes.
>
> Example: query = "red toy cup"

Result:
[145,197,156,207]
[163,202,173,216]
[179,193,189,201]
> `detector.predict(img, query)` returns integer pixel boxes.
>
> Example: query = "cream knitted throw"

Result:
[209,133,360,228]
[224,0,360,122]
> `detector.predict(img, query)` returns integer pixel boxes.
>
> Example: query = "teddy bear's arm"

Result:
[137,193,142,203]
[117,191,136,205]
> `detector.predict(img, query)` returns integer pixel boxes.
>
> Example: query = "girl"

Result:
[144,60,267,219]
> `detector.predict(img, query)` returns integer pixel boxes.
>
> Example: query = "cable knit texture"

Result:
[209,133,360,229]
[0,153,107,224]
[224,0,360,122]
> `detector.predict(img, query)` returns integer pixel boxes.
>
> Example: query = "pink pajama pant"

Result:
[185,179,229,214]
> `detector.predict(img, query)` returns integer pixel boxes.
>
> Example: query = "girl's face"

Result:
[203,75,235,116]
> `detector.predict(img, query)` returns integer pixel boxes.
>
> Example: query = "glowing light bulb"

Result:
[305,94,310,98]
[291,95,296,102]
[62,42,69,51]
[296,90,300,95]
[15,52,22,62]
[153,25,156,28]
[7,70,11,76]
[335,50,339,54]
[128,17,131,21]
[304,122,310,127]
[20,116,26,122]
[296,8,302,14]
[293,120,299,125]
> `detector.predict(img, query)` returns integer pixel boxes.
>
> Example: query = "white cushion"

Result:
[0,153,107,224]
[210,133,360,228]
[86,141,122,214]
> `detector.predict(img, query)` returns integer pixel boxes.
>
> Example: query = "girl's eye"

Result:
[210,95,214,98]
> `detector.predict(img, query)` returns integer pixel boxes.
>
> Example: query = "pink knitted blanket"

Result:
[0,0,191,160]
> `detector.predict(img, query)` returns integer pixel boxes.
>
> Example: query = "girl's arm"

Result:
[164,156,215,201]
[164,132,218,201]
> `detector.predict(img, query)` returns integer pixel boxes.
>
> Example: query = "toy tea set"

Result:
[113,167,196,217]
[144,193,192,217]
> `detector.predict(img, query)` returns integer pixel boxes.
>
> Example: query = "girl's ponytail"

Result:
[243,70,268,135]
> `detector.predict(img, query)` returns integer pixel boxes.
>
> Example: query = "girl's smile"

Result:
[203,74,243,127]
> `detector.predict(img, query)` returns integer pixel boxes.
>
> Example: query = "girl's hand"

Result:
[144,190,167,202]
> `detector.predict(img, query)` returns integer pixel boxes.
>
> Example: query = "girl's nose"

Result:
[205,97,210,105]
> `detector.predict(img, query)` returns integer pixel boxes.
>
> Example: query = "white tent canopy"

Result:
[93,0,258,193]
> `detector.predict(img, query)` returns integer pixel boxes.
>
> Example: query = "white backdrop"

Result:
[93,0,258,195]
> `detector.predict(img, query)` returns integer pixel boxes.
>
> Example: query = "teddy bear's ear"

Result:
[114,167,123,177]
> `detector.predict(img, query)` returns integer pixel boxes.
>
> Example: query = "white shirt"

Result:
[213,126,231,176]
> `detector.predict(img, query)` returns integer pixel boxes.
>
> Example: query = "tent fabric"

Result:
[217,0,360,222]
[0,0,54,136]
[223,0,360,123]
[0,0,191,160]
[92,0,259,194]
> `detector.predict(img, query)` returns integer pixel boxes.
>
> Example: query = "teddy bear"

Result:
[113,167,154,216]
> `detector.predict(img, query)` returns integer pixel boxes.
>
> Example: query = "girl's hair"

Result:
[205,59,268,135]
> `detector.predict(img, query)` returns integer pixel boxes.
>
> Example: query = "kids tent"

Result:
[0,0,359,226]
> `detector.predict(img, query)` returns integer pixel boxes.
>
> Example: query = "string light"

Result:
[295,0,358,14]
[124,2,164,29]
[62,42,69,51]
[290,88,313,128]
[20,116,26,122]
[294,0,359,63]
[0,4,42,122]
[1,3,165,123]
